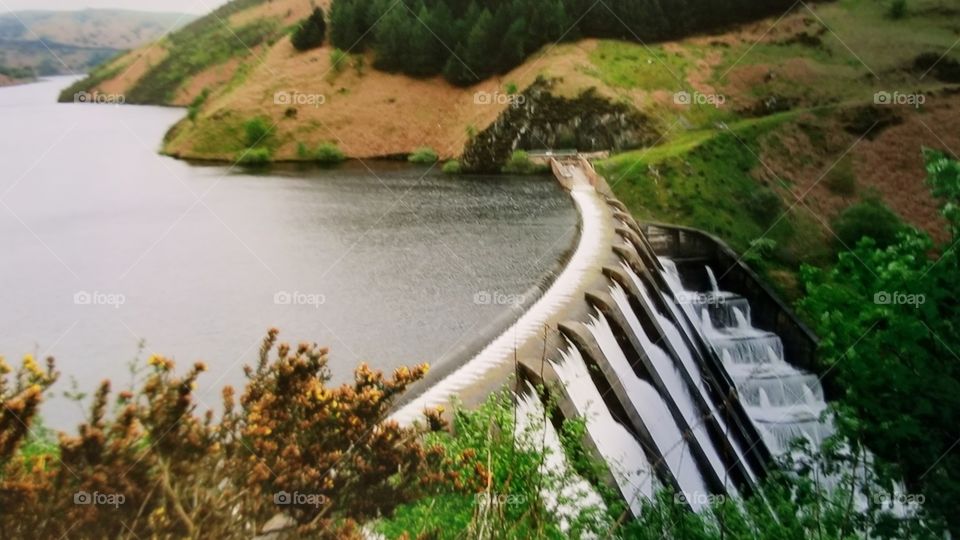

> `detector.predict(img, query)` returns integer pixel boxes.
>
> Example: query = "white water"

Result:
[662,261,835,456]
[514,382,606,535]
[617,268,756,483]
[552,343,656,515]
[585,312,718,503]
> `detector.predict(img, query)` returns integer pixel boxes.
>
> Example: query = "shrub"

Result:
[237,147,273,167]
[442,160,462,175]
[291,7,327,51]
[297,142,310,159]
[330,48,349,73]
[408,147,439,164]
[315,142,347,163]
[502,150,547,175]
[243,117,273,148]
[745,187,784,226]
[742,238,778,268]
[187,88,210,122]
[0,330,443,538]
[831,198,904,249]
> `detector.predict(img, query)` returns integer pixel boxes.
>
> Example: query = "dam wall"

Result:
[391,158,827,515]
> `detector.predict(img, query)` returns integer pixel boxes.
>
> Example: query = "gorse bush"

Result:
[292,7,327,51]
[0,330,445,538]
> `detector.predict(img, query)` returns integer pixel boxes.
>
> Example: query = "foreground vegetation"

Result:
[2,345,944,538]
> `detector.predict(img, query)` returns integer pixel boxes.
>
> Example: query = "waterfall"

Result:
[733,308,749,330]
[585,311,727,499]
[706,266,720,295]
[610,278,755,485]
[658,259,836,456]
[514,382,606,535]
[552,343,656,515]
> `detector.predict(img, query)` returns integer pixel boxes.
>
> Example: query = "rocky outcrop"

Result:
[462,78,660,173]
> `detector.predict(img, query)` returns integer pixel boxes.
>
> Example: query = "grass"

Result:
[585,41,693,91]
[598,111,832,296]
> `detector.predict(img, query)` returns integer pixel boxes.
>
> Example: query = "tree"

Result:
[291,7,327,51]
[831,197,905,249]
[329,0,362,50]
[799,151,960,535]
[372,6,412,72]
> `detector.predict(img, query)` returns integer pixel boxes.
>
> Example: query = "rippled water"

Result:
[0,77,578,428]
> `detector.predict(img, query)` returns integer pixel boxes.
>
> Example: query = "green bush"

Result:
[502,150,547,175]
[291,7,327,51]
[442,160,462,175]
[831,198,904,249]
[237,147,273,167]
[408,147,439,164]
[315,142,347,163]
[330,48,349,73]
[186,88,210,123]
[243,117,272,148]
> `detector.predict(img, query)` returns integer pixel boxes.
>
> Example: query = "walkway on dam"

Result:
[390,158,613,426]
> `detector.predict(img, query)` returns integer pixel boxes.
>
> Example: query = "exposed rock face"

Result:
[462,78,660,173]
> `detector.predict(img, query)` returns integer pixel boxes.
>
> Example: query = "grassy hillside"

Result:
[63,0,960,287]
[0,9,195,78]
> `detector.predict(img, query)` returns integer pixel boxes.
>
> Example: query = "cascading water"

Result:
[618,267,756,483]
[662,260,835,456]
[584,311,721,501]
[514,382,606,535]
[552,343,656,515]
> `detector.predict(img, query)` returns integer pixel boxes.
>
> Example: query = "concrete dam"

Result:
[390,158,831,521]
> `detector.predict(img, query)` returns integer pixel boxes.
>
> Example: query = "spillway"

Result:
[551,343,656,515]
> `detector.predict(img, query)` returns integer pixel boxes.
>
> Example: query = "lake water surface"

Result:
[0,77,578,428]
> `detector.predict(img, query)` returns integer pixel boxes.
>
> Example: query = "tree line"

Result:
[326,0,799,85]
